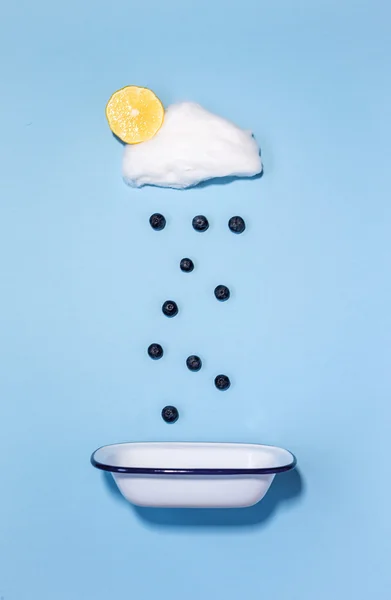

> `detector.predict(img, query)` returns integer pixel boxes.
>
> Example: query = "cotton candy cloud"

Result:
[122,102,262,189]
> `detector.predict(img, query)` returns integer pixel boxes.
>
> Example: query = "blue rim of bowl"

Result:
[90,445,297,476]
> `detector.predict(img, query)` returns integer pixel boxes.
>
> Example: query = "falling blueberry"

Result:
[228,216,246,234]
[149,213,166,231]
[214,285,230,302]
[186,355,202,372]
[214,374,231,391]
[161,405,179,423]
[180,258,194,273]
[162,300,179,317]
[192,215,209,232]
[148,343,164,360]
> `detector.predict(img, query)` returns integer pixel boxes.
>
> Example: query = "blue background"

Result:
[1,1,390,598]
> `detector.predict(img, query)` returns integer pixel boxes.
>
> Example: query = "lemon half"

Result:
[106,86,164,144]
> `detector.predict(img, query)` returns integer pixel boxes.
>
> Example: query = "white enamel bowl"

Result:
[91,442,296,509]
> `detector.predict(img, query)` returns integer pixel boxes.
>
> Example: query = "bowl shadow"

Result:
[102,467,304,529]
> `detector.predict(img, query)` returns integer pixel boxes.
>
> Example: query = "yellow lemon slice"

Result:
[106,86,164,144]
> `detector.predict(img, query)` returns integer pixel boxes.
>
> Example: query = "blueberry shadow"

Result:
[102,468,304,529]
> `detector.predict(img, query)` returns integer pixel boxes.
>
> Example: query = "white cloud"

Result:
[122,102,262,189]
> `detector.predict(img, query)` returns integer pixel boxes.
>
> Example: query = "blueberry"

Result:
[192,215,209,232]
[180,258,194,273]
[161,405,179,423]
[214,374,231,391]
[148,343,164,360]
[214,285,230,302]
[228,216,246,234]
[149,213,166,231]
[186,355,202,372]
[162,300,179,317]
